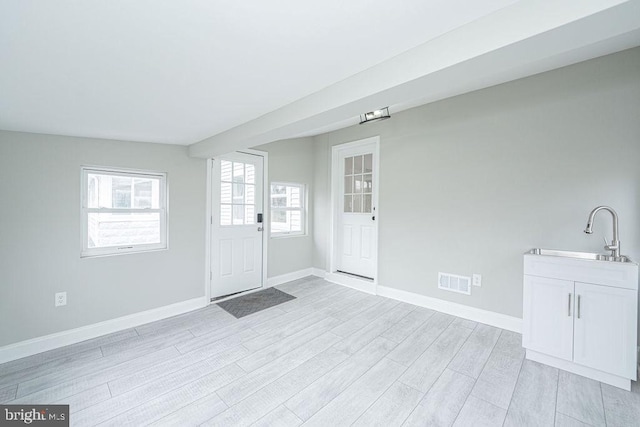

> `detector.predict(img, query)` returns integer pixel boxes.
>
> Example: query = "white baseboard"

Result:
[266,268,315,287]
[0,296,208,365]
[378,286,522,333]
[311,267,326,279]
[324,272,376,295]
[526,349,630,390]
[377,285,522,333]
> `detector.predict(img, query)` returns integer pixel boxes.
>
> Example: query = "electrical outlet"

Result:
[472,274,482,287]
[55,292,67,307]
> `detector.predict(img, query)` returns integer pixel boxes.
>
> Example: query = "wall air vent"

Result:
[438,272,471,295]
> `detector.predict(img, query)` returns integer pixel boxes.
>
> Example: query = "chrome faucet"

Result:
[584,206,620,258]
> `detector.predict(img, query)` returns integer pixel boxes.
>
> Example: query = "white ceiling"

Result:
[0,0,519,144]
[2,1,639,153]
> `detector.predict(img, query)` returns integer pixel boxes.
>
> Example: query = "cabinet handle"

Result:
[567,293,571,317]
[577,295,581,319]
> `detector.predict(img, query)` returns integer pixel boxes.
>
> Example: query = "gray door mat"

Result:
[217,288,296,318]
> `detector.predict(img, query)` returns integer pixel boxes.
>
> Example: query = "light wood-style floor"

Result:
[1,277,638,426]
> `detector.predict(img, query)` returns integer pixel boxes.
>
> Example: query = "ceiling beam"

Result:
[189,0,639,158]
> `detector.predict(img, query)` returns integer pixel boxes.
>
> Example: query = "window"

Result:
[81,167,167,257]
[270,182,305,236]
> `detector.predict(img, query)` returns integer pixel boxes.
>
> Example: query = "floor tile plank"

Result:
[237,317,340,373]
[555,412,593,427]
[150,393,228,427]
[0,329,138,377]
[503,359,559,427]
[556,371,605,426]
[202,347,348,426]
[448,323,501,379]
[73,361,245,426]
[0,384,17,403]
[453,395,507,427]
[387,312,454,366]
[54,384,112,414]
[251,405,303,427]
[217,332,341,407]
[399,324,472,393]
[403,368,475,427]
[333,303,413,355]
[351,381,423,427]
[301,357,407,427]
[601,381,640,427]
[285,337,396,421]
[470,330,525,409]
[380,308,434,344]
[98,365,243,427]
[13,346,180,404]
[0,348,104,390]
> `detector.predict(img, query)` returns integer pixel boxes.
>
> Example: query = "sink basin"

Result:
[528,248,632,263]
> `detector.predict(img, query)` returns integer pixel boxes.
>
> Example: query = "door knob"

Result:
[258,227,263,231]
[372,216,375,221]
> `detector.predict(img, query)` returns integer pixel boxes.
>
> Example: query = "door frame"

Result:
[205,149,269,303]
[328,136,380,294]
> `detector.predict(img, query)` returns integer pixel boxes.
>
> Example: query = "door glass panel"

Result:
[344,195,353,213]
[354,155,363,174]
[220,160,257,226]
[344,176,353,194]
[364,154,373,173]
[363,194,372,213]
[354,175,363,193]
[363,174,372,193]
[221,160,232,182]
[233,162,244,180]
[233,205,244,225]
[345,157,353,175]
[221,183,232,204]
[245,164,255,184]
[245,184,255,205]
[353,195,362,213]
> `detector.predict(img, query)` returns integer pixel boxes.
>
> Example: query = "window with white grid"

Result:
[270,183,305,236]
[81,167,167,257]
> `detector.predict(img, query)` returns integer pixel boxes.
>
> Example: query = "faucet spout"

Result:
[584,206,620,257]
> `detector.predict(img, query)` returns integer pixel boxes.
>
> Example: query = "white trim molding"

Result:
[0,296,208,365]
[377,285,522,333]
[311,268,522,331]
[266,268,315,288]
[324,272,376,295]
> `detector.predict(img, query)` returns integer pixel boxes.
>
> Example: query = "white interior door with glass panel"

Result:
[211,152,264,298]
[335,140,378,279]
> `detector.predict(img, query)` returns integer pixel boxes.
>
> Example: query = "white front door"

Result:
[335,140,378,279]
[211,152,264,298]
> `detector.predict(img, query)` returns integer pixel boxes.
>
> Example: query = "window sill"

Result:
[81,246,168,259]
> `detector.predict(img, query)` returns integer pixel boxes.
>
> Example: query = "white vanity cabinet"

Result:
[523,252,638,390]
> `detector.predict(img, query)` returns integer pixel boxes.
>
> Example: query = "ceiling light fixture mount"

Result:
[359,107,390,125]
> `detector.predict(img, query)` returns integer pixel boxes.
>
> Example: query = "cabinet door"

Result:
[574,282,637,378]
[523,275,574,361]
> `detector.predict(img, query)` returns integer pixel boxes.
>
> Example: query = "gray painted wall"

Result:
[312,47,640,319]
[0,131,207,346]
[254,137,315,278]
